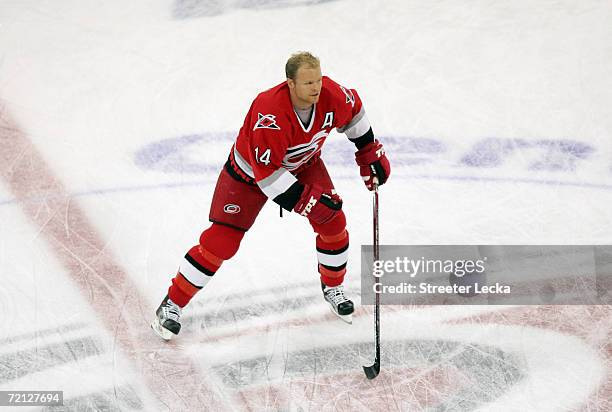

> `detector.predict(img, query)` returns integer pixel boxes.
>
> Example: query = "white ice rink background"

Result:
[1,0,611,410]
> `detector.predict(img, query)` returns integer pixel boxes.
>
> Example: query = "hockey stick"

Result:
[363,183,380,379]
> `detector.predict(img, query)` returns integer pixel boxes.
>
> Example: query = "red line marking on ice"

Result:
[0,102,228,410]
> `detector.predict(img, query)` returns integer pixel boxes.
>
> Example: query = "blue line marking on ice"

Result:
[2,174,612,208]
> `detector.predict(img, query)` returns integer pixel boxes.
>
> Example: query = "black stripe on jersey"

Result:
[273,181,305,211]
[320,262,348,272]
[178,272,204,289]
[316,243,349,256]
[349,127,374,149]
[184,253,216,277]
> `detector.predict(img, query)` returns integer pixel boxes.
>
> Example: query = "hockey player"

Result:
[152,51,390,340]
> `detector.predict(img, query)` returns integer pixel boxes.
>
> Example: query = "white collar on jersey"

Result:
[293,103,316,133]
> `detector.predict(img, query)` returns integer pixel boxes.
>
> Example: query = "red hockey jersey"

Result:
[230,76,371,200]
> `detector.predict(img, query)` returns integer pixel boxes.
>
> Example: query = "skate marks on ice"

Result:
[0,103,231,410]
[174,284,604,411]
[0,288,605,410]
[40,386,143,412]
[0,321,144,410]
[451,305,612,412]
[213,340,523,411]
[179,281,353,333]
[0,335,102,383]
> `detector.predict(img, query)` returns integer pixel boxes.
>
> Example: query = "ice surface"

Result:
[1,0,611,410]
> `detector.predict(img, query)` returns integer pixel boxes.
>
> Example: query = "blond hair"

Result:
[285,51,320,79]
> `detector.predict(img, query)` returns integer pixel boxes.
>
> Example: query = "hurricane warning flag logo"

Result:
[253,113,281,131]
[340,86,355,107]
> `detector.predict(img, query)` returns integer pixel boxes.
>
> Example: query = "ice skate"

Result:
[151,295,182,340]
[322,282,354,324]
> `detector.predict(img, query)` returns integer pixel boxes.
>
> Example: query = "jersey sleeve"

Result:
[244,105,299,201]
[326,78,374,147]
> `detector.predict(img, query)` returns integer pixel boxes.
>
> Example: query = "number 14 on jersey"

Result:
[254,147,271,165]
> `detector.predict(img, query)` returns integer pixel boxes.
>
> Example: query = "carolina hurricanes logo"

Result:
[223,204,241,214]
[253,113,281,131]
[340,86,355,107]
[282,130,329,171]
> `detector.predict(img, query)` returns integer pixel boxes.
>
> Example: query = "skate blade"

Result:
[338,313,353,324]
[151,318,174,341]
[329,307,353,324]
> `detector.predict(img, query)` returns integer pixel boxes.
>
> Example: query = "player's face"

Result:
[288,65,322,108]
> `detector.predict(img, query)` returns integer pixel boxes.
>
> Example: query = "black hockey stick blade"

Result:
[362,360,380,379]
